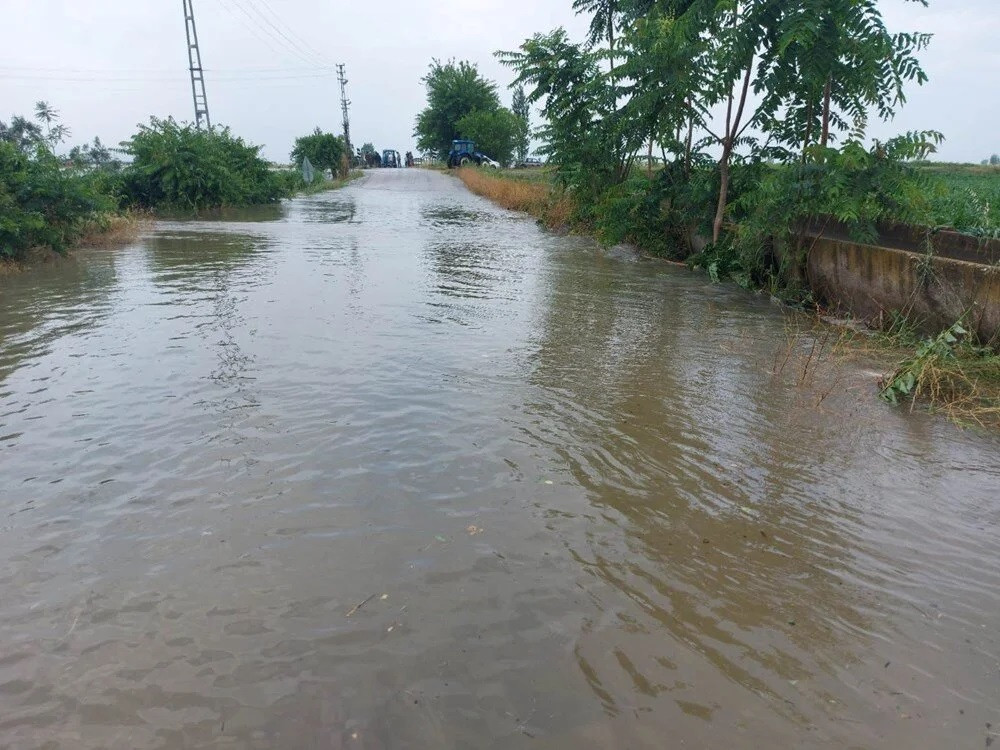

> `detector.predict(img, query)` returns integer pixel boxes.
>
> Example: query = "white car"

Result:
[480,156,501,169]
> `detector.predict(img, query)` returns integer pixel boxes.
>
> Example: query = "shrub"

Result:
[0,141,114,258]
[119,117,289,210]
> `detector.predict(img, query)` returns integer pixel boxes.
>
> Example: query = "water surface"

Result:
[1,169,998,748]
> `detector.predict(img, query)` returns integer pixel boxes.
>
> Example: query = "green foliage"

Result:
[413,60,501,158]
[919,165,1000,237]
[689,132,944,288]
[511,86,531,163]
[291,128,346,178]
[880,320,968,404]
[498,28,641,201]
[119,117,288,210]
[0,140,114,258]
[68,137,117,169]
[499,0,938,273]
[589,161,715,258]
[456,108,522,166]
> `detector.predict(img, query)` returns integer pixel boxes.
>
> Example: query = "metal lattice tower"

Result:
[183,0,212,129]
[337,64,352,156]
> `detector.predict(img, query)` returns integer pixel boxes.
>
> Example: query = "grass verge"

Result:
[299,170,364,195]
[457,167,574,230]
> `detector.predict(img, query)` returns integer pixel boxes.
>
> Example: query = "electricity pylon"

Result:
[337,63,352,157]
[183,0,212,129]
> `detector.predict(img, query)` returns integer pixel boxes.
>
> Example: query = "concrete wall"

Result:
[806,236,1000,343]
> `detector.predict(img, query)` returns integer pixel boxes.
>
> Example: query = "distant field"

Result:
[496,167,557,184]
[916,164,999,235]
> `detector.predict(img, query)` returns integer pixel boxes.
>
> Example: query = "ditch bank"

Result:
[799,222,1000,344]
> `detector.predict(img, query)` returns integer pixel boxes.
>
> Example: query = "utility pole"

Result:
[337,63,352,158]
[183,0,212,129]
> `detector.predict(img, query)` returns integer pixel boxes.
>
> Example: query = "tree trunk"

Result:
[647,136,653,179]
[820,77,832,147]
[802,100,814,163]
[713,145,731,244]
[713,65,753,244]
[684,98,694,177]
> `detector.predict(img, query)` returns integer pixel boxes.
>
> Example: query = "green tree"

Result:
[757,0,931,160]
[291,128,346,179]
[499,28,642,195]
[511,86,531,163]
[0,115,45,153]
[456,108,522,165]
[413,59,501,158]
[69,137,116,169]
[29,101,71,147]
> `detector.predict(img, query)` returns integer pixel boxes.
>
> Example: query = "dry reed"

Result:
[457,168,574,229]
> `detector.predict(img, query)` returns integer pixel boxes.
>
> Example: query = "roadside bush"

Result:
[1,141,114,258]
[688,136,941,291]
[119,117,289,210]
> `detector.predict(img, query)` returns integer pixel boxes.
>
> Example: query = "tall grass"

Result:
[457,168,574,229]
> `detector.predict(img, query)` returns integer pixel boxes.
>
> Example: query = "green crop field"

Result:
[917,164,1000,235]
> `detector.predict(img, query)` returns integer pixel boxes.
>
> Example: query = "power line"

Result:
[0,64,338,75]
[248,0,331,65]
[216,0,293,59]
[1,70,338,82]
[217,0,320,68]
[228,0,330,69]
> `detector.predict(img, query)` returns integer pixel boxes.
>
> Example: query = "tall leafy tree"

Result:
[499,29,642,193]
[511,86,531,163]
[617,2,704,173]
[573,0,621,71]
[413,60,501,158]
[291,128,346,178]
[0,115,45,153]
[756,0,931,161]
[456,108,522,165]
[27,101,70,148]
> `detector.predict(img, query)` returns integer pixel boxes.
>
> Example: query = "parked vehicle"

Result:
[382,149,401,168]
[447,139,496,169]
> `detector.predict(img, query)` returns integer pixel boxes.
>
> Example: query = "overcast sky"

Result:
[3,0,998,163]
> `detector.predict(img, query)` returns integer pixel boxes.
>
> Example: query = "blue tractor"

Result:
[447,139,489,168]
[382,149,401,168]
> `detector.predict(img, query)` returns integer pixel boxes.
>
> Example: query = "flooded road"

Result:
[1,169,998,749]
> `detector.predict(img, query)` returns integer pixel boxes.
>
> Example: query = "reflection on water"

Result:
[156,203,287,224]
[299,193,358,224]
[0,170,998,749]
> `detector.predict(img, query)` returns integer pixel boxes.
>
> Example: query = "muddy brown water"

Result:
[1,169,998,749]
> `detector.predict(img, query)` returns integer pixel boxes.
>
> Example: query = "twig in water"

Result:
[346,594,376,617]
